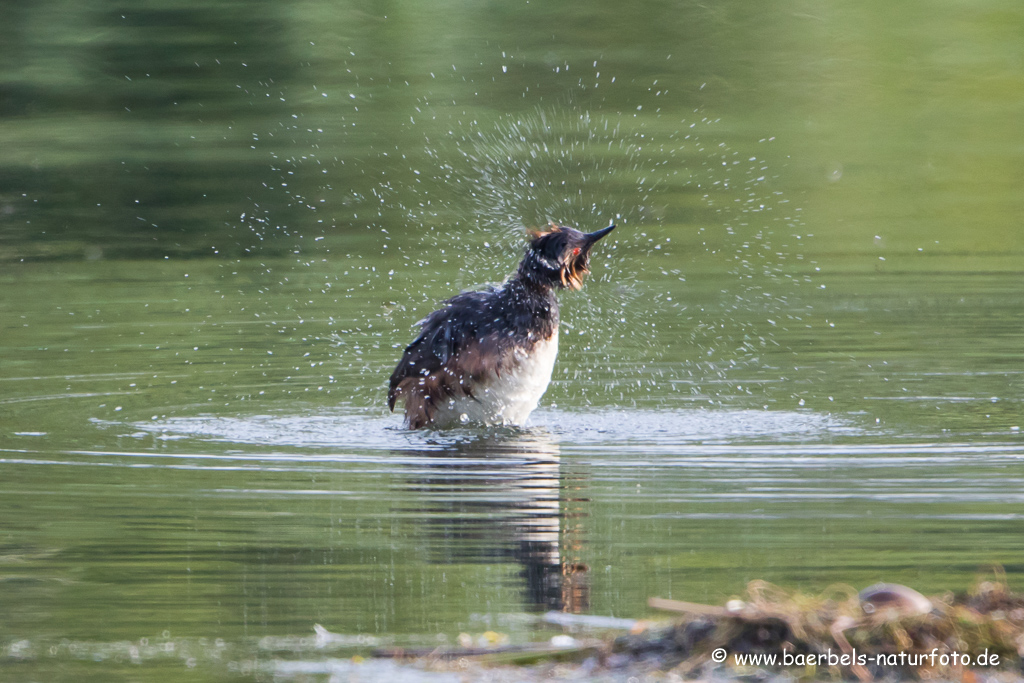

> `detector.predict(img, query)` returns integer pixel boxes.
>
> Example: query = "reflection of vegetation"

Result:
[2,1,1021,266]
[0,1,299,260]
[742,3,1024,268]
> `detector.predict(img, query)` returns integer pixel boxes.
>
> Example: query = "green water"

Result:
[2,1,1023,680]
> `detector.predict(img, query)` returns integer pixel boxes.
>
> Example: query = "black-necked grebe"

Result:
[388,223,615,429]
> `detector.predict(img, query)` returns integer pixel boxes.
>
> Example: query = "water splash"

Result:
[114,406,855,453]
[227,84,810,412]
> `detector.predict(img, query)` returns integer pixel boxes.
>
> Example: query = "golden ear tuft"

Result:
[527,222,564,240]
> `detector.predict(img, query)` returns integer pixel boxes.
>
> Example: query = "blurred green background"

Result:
[3,0,1021,267]
[2,1,1023,680]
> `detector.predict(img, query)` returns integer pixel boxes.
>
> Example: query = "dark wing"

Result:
[387,290,512,428]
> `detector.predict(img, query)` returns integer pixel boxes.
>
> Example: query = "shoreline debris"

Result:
[369,574,1024,680]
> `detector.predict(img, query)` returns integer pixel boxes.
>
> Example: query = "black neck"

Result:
[515,249,562,291]
[507,271,556,304]
[503,266,559,338]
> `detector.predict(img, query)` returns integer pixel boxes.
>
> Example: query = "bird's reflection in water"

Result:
[393,429,589,613]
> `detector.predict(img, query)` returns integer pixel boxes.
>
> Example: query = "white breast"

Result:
[434,329,559,428]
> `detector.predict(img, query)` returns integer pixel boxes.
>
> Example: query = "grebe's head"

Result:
[520,223,615,290]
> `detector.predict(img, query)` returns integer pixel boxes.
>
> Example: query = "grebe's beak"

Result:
[584,224,616,243]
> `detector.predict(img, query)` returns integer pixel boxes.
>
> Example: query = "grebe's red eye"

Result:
[572,247,581,255]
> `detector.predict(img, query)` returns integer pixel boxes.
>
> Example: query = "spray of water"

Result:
[384,102,804,410]
[226,75,810,415]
